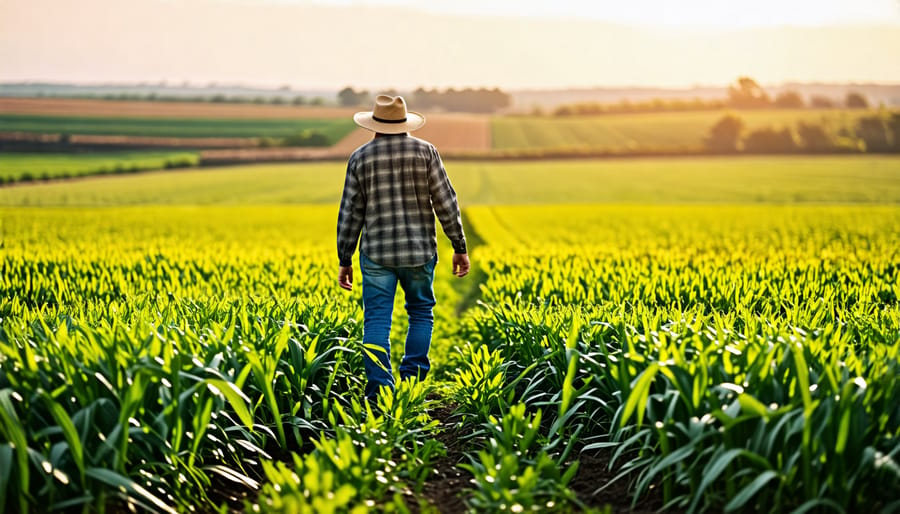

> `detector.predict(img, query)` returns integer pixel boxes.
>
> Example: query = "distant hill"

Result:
[509,83,900,111]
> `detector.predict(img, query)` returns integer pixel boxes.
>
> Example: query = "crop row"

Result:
[451,205,900,512]
[2,204,898,512]
[0,207,469,512]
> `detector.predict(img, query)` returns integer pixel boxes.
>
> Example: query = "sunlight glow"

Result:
[267,0,900,27]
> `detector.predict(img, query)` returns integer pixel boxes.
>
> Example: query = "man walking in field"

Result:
[337,95,470,400]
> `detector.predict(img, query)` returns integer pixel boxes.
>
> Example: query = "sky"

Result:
[1,0,899,90]
[279,0,900,27]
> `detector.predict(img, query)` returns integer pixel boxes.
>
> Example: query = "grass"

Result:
[492,109,877,151]
[1,155,898,206]
[0,113,357,140]
[0,151,198,183]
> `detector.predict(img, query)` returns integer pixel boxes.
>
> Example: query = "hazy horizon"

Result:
[1,0,899,90]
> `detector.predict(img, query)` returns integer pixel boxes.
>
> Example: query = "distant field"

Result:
[492,109,877,151]
[0,113,358,140]
[0,151,198,183]
[2,155,897,206]
[0,97,357,119]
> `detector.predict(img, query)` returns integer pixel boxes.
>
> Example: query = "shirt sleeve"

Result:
[427,146,467,254]
[336,155,365,266]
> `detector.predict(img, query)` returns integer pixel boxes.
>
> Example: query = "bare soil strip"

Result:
[0,97,358,119]
[0,131,257,149]
[198,114,493,164]
[415,113,492,152]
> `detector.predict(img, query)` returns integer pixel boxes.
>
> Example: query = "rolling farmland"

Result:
[0,151,198,183]
[199,113,493,165]
[0,113,357,140]
[3,156,898,206]
[492,109,877,151]
[2,155,899,512]
[0,97,358,119]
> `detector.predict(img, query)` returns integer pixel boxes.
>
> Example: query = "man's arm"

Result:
[427,146,469,277]
[336,156,365,289]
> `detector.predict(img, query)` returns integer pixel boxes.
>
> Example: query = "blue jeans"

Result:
[360,252,437,399]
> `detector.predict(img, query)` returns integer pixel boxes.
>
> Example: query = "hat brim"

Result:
[353,111,426,134]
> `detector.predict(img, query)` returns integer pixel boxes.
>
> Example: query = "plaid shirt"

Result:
[337,134,467,267]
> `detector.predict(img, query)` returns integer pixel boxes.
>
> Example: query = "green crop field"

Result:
[492,109,877,151]
[0,113,357,140]
[0,151,199,183]
[2,155,898,206]
[1,155,898,512]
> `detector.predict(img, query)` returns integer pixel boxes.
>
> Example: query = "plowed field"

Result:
[0,97,357,119]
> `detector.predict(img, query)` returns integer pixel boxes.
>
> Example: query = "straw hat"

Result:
[353,95,426,134]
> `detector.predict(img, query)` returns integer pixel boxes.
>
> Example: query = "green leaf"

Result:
[363,343,390,372]
[206,379,254,429]
[39,392,85,486]
[0,443,13,510]
[724,470,780,513]
[737,393,770,419]
[559,349,579,418]
[621,363,659,428]
[688,448,745,514]
[0,390,29,513]
[203,464,260,489]
[788,498,845,514]
[835,402,852,455]
[86,467,177,514]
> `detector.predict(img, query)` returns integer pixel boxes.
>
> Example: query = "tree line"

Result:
[47,93,330,106]
[58,87,514,113]
[705,112,900,154]
[553,77,875,116]
[338,87,511,113]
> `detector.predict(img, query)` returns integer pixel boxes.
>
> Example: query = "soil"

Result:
[417,403,677,514]
[0,97,357,119]
[569,451,676,513]
[411,402,471,514]
[413,114,492,152]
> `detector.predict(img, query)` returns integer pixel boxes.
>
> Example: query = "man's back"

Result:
[337,133,467,268]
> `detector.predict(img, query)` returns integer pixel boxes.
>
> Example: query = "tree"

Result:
[705,114,745,152]
[796,122,833,151]
[846,92,869,109]
[727,77,771,109]
[855,116,890,152]
[743,127,798,153]
[774,91,804,108]
[410,86,511,113]
[338,87,369,107]
[810,95,836,109]
[889,113,900,151]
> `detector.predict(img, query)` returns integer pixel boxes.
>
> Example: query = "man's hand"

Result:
[452,253,470,278]
[338,266,353,291]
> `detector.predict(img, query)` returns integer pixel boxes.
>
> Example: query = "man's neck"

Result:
[374,132,408,138]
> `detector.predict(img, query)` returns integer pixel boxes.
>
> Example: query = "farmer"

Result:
[336,94,470,400]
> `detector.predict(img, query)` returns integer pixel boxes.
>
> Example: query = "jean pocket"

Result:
[413,256,437,279]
